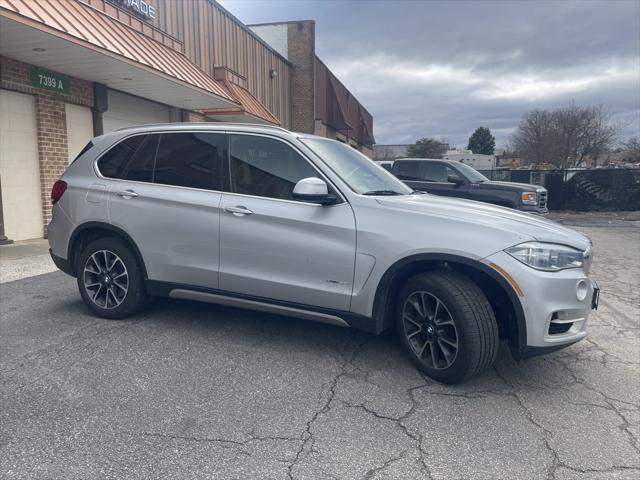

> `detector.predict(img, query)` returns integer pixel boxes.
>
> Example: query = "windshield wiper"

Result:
[362,190,404,196]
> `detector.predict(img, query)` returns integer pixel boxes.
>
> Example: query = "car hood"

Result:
[477,181,544,192]
[376,194,590,251]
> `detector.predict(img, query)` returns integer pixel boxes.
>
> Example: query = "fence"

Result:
[476,168,640,211]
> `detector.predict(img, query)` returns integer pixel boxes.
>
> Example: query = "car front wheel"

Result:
[396,270,499,384]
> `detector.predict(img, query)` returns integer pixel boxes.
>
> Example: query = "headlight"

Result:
[505,242,584,271]
[521,192,537,205]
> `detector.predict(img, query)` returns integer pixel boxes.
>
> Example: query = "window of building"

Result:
[154,133,225,190]
[229,135,318,201]
[394,161,422,181]
[97,134,157,183]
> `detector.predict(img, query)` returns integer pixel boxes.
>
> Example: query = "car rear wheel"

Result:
[77,237,148,319]
[396,270,499,384]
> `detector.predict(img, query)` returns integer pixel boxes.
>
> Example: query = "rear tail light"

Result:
[51,180,67,204]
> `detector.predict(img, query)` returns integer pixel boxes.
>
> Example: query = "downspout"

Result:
[92,83,108,136]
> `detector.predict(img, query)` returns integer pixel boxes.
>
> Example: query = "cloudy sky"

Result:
[219,0,640,148]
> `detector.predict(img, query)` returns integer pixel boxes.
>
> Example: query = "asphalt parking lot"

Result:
[1,217,638,479]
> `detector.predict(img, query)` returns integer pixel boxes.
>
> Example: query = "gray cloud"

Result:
[220,0,640,146]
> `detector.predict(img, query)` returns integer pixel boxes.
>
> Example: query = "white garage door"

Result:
[65,103,93,164]
[102,89,171,133]
[0,90,43,241]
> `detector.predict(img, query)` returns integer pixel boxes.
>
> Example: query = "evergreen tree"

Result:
[467,127,495,155]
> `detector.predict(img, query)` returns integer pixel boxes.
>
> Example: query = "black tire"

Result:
[76,237,148,319]
[396,269,499,384]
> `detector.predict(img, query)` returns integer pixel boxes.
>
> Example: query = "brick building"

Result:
[0,0,374,242]
[250,21,375,157]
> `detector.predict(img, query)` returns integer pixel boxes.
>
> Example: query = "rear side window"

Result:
[97,134,157,183]
[394,161,422,181]
[154,133,225,190]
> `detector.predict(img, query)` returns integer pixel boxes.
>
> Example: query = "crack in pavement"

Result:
[286,333,373,480]
[493,366,563,480]
[129,429,301,460]
[494,353,640,480]
[364,451,406,479]
[550,355,640,456]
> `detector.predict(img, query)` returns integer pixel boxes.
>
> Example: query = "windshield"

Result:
[454,162,490,183]
[301,138,413,195]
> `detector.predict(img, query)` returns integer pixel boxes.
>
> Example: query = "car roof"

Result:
[100,122,339,145]
[111,122,291,136]
[395,158,455,164]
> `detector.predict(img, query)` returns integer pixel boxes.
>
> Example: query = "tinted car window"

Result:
[71,140,94,164]
[394,161,421,181]
[229,135,318,201]
[154,133,225,190]
[122,135,158,182]
[97,135,146,179]
[423,163,449,182]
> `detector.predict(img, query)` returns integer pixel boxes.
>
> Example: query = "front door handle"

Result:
[115,189,139,199]
[224,205,253,216]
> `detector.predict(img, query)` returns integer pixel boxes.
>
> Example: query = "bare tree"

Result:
[622,136,640,162]
[511,104,623,168]
[511,109,556,165]
[553,104,620,167]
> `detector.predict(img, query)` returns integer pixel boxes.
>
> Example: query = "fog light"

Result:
[576,280,588,301]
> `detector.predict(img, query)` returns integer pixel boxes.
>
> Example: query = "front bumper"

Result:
[519,204,549,215]
[483,251,597,355]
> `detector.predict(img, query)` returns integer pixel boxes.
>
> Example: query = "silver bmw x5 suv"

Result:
[48,123,599,383]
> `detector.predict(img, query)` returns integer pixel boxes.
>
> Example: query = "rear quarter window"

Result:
[71,141,94,164]
[97,135,158,183]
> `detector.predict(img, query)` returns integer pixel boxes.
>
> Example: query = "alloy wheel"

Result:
[83,249,129,309]
[402,291,459,369]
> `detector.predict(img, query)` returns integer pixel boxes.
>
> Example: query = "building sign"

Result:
[107,0,156,20]
[30,68,70,95]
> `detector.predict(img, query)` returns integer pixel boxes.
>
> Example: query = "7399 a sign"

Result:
[30,68,70,95]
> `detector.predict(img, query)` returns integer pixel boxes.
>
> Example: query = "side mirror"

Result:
[293,177,337,205]
[447,174,464,186]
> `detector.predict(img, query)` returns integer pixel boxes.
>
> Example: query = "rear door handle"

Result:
[115,189,139,199]
[224,205,253,216]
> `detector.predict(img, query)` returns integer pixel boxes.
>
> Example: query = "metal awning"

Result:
[0,0,238,110]
[203,79,280,125]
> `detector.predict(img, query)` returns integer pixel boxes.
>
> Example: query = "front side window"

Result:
[453,162,489,183]
[423,163,449,182]
[154,133,225,190]
[229,135,319,201]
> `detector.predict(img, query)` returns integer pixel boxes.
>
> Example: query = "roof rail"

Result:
[113,122,292,133]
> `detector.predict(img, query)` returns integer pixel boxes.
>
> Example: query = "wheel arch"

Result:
[67,222,148,280]
[371,253,527,358]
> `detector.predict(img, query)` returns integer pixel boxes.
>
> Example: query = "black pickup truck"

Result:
[391,158,548,214]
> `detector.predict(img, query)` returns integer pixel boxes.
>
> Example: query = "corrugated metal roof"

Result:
[203,79,280,125]
[0,0,235,103]
[315,56,375,147]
